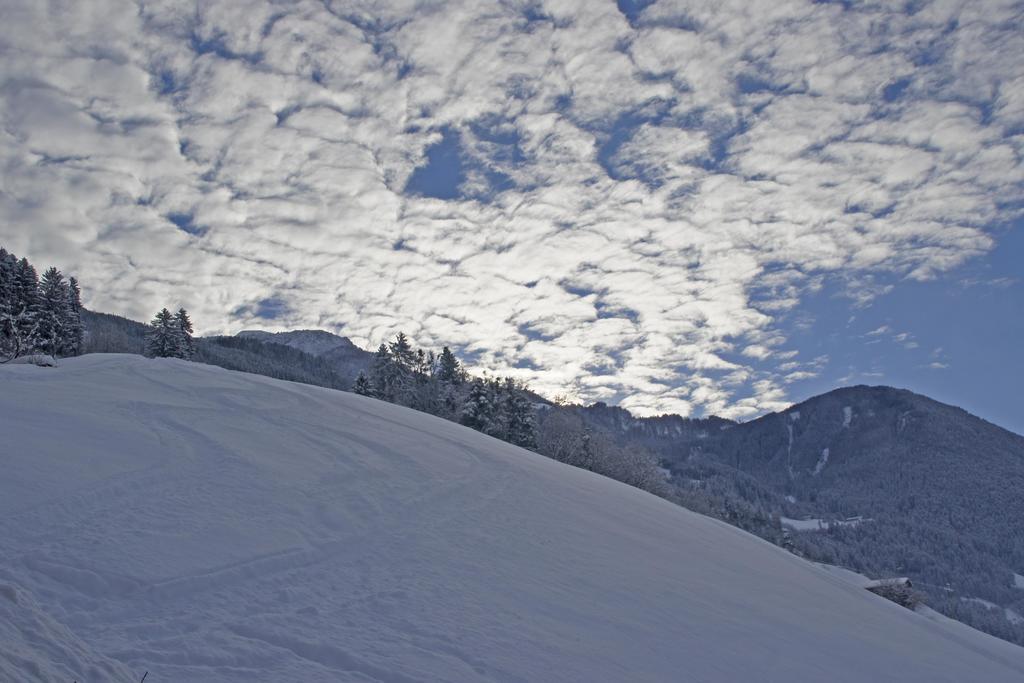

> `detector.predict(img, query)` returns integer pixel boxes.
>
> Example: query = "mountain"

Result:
[3,355,1024,682]
[237,329,360,356]
[80,309,149,355]
[580,400,735,450]
[578,386,1024,645]
[80,312,369,390]
[238,328,374,382]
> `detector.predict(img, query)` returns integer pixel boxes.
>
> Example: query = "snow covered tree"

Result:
[174,308,195,359]
[0,257,42,360]
[37,267,69,357]
[461,378,500,436]
[0,248,17,358]
[388,331,417,370]
[62,276,84,356]
[369,343,396,400]
[501,378,537,449]
[437,346,462,384]
[146,308,181,358]
[353,371,373,397]
[0,250,86,360]
[0,248,13,312]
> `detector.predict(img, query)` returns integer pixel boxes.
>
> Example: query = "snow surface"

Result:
[781,516,869,532]
[4,354,57,366]
[964,597,1001,610]
[813,447,830,476]
[1014,572,1024,589]
[782,517,832,532]
[3,355,1024,682]
[843,405,853,428]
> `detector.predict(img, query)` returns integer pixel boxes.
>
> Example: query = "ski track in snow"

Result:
[3,355,1024,682]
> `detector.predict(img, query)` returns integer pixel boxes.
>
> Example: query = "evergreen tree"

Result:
[437,346,462,384]
[37,267,69,356]
[62,277,84,357]
[0,250,85,360]
[13,258,39,312]
[461,378,499,435]
[369,343,396,400]
[0,248,13,313]
[388,332,416,370]
[146,308,180,358]
[2,258,42,359]
[382,333,419,404]
[353,371,374,397]
[174,308,195,359]
[0,248,16,357]
[502,378,537,449]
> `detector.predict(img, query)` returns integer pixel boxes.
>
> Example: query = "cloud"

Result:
[1,0,1021,420]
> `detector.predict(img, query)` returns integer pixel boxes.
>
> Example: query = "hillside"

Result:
[2,356,1024,681]
[580,386,1024,643]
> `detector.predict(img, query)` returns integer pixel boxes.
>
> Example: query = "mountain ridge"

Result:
[577,382,1024,646]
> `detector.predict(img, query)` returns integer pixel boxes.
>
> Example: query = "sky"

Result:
[1,0,1022,431]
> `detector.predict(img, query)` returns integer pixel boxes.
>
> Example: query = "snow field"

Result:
[2,355,1024,682]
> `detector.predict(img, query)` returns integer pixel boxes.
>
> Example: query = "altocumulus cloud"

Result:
[1,0,1021,419]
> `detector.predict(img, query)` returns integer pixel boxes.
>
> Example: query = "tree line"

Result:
[353,332,538,449]
[146,307,195,360]
[352,332,670,497]
[0,247,83,361]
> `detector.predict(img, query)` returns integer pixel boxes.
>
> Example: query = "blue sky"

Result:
[778,223,1024,434]
[1,0,1022,430]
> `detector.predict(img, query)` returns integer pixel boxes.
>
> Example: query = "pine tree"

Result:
[388,332,416,370]
[461,378,500,435]
[174,308,195,359]
[353,372,373,397]
[369,343,395,400]
[63,277,84,356]
[3,257,42,359]
[145,308,180,358]
[37,267,69,356]
[0,250,86,360]
[437,346,462,384]
[0,248,16,358]
[502,378,537,449]
[0,248,13,314]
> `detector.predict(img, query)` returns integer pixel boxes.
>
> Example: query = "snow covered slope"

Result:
[2,355,1024,682]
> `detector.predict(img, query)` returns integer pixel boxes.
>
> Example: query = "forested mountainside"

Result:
[239,329,375,384]
[82,311,358,390]
[576,387,1024,645]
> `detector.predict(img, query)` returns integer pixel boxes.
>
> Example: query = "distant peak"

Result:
[236,328,356,356]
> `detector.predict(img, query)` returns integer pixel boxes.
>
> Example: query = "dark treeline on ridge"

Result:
[354,333,537,449]
[350,332,669,496]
